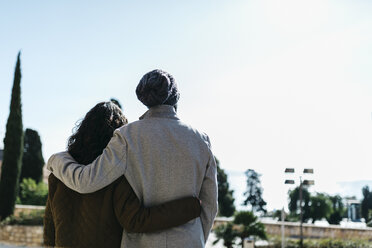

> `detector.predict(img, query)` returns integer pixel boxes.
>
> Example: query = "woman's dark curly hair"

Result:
[67,101,128,165]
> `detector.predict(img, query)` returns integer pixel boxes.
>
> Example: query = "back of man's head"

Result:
[136,69,180,108]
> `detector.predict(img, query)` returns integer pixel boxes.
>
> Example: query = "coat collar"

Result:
[139,105,180,120]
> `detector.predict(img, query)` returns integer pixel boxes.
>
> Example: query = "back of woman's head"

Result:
[68,101,128,165]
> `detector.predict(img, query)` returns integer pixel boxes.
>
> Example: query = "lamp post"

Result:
[282,168,295,248]
[284,168,314,248]
[281,207,285,248]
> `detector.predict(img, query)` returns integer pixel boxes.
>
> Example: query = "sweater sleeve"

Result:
[43,175,57,246]
[199,152,218,242]
[46,129,127,193]
[199,135,218,242]
[113,177,201,233]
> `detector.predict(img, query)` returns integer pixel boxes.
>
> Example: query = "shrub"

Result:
[213,223,239,248]
[18,178,48,206]
[213,211,267,247]
[0,210,44,226]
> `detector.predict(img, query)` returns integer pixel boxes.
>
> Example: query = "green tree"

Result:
[361,186,372,223]
[213,223,238,248]
[18,178,48,206]
[19,129,45,183]
[243,169,267,213]
[327,195,345,225]
[234,211,267,242]
[0,52,24,220]
[213,211,267,248]
[288,186,311,222]
[309,193,332,223]
[216,157,235,217]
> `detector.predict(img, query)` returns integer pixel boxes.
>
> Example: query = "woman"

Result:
[43,101,201,248]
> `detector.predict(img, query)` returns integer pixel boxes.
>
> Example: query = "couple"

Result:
[44,69,218,248]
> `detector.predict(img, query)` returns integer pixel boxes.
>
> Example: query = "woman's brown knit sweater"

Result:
[43,174,200,248]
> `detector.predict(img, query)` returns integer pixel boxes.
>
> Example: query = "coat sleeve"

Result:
[199,136,218,242]
[43,175,56,246]
[113,177,201,233]
[47,129,127,193]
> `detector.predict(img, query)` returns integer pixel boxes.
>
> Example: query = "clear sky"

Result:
[1,0,372,210]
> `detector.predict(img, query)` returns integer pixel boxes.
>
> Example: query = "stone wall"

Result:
[0,205,45,247]
[215,218,372,241]
[263,221,372,240]
[0,225,43,247]
[2,217,372,247]
[14,204,45,217]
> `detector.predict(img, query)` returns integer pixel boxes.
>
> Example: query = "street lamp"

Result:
[284,168,314,248]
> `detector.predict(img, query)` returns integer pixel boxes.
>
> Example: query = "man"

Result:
[47,69,218,248]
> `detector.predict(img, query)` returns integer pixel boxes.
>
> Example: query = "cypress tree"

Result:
[361,186,372,223]
[243,169,267,213]
[19,128,45,183]
[0,52,24,220]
